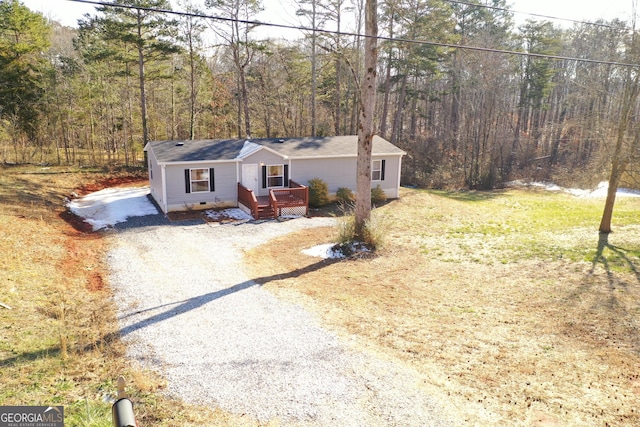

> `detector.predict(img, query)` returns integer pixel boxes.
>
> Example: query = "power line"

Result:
[65,0,639,68]
[444,0,621,29]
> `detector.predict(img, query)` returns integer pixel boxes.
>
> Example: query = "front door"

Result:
[242,163,259,194]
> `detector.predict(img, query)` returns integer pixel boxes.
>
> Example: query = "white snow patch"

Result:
[505,180,640,198]
[586,181,640,198]
[302,243,345,259]
[66,186,158,231]
[302,242,372,259]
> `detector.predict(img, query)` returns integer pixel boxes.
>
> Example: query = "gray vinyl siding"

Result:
[371,156,401,199]
[291,155,402,198]
[243,150,287,197]
[244,150,284,165]
[373,155,402,198]
[147,150,165,210]
[292,158,355,196]
[164,162,238,212]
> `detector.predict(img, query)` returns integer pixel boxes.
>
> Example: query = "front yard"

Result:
[246,187,640,426]
[2,164,639,426]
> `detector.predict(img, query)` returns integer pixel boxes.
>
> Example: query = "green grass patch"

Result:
[65,399,112,427]
[386,188,640,270]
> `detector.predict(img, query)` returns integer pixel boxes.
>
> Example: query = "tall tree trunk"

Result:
[599,68,640,233]
[189,36,197,140]
[239,63,251,138]
[236,73,242,138]
[350,0,364,135]
[549,108,566,165]
[379,54,392,138]
[450,52,460,152]
[231,16,251,139]
[355,0,378,240]
[171,65,176,139]
[409,87,418,141]
[599,161,624,234]
[334,8,342,136]
[508,80,528,176]
[137,9,149,145]
[379,10,394,139]
[311,0,317,136]
[391,74,407,144]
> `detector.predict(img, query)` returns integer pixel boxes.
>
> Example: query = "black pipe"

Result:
[112,398,137,427]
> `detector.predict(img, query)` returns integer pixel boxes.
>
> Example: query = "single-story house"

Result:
[143,135,406,219]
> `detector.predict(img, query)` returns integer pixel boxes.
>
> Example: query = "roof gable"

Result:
[237,140,262,158]
[237,140,286,159]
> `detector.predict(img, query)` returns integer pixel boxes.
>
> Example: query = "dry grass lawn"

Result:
[246,188,640,426]
[0,165,265,426]
[2,165,639,426]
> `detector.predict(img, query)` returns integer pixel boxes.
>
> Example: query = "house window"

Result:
[267,165,284,187]
[185,168,215,193]
[190,168,210,192]
[372,160,386,181]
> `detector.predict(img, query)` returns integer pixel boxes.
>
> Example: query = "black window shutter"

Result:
[209,168,215,191]
[284,164,289,187]
[262,165,267,189]
[184,169,191,193]
[381,160,386,181]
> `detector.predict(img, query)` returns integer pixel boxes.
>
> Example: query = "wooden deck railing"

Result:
[237,182,259,219]
[238,180,309,219]
[269,191,279,217]
[271,180,309,217]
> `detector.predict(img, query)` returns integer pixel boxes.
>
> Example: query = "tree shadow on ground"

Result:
[592,232,640,282]
[0,257,340,368]
[0,346,62,368]
[116,257,340,338]
[430,189,505,202]
[563,233,640,355]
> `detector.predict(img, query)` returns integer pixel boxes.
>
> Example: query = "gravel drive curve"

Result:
[106,213,454,426]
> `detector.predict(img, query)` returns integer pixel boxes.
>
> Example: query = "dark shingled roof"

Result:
[145,135,405,164]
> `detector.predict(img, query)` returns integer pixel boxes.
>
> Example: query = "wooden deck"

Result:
[239,181,309,220]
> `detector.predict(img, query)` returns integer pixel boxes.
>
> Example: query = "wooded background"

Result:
[1,0,639,190]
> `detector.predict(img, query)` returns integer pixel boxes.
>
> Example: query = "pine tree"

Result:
[0,0,51,141]
[78,0,181,145]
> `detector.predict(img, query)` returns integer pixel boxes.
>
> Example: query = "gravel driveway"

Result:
[106,213,453,426]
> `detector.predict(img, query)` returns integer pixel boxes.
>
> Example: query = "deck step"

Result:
[257,205,275,219]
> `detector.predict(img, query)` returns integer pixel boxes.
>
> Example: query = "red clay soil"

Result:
[77,176,148,196]
[59,210,96,233]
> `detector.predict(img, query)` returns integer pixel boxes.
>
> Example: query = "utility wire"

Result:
[65,0,639,68]
[444,0,622,29]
